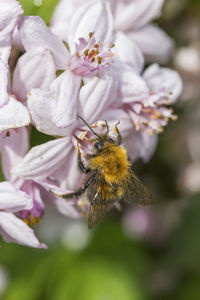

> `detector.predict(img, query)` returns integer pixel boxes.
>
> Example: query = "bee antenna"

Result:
[78,115,100,138]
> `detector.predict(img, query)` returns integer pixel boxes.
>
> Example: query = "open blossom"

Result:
[51,0,173,63]
[0,180,46,248]
[68,32,115,76]
[16,6,115,128]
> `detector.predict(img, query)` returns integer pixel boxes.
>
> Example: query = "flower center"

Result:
[68,32,115,76]
[128,91,177,135]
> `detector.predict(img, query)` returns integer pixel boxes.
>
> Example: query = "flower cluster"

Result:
[0,0,182,248]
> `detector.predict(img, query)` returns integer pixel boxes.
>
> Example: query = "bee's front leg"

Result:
[59,174,96,199]
[114,121,121,145]
[77,143,91,174]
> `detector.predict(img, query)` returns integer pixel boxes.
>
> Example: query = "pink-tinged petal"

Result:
[18,16,70,69]
[128,24,174,64]
[50,70,81,128]
[51,196,81,218]
[68,0,113,52]
[0,127,29,181]
[114,32,144,74]
[39,181,81,217]
[50,0,80,42]
[27,89,76,137]
[19,181,44,221]
[12,27,24,52]
[12,49,56,101]
[11,137,73,180]
[0,59,8,107]
[143,64,183,104]
[0,181,32,212]
[120,70,149,103]
[78,71,118,124]
[52,146,85,190]
[0,0,24,63]
[114,0,164,31]
[125,130,158,162]
[0,95,30,132]
[0,211,47,248]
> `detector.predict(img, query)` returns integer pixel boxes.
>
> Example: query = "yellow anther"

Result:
[110,43,115,48]
[84,49,89,56]
[89,32,93,38]
[98,56,102,64]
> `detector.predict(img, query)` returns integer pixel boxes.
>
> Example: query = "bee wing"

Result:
[124,170,153,205]
[88,201,112,229]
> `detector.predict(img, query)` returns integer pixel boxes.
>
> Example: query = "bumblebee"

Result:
[62,116,152,229]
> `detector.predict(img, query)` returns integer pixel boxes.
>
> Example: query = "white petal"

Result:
[0,0,23,64]
[0,181,32,212]
[19,16,70,69]
[12,137,73,180]
[120,70,149,103]
[143,64,183,104]
[0,211,47,248]
[12,49,56,101]
[78,71,118,124]
[0,59,8,107]
[0,127,29,181]
[114,0,164,31]
[68,0,113,52]
[51,70,81,128]
[114,31,144,74]
[27,88,76,137]
[128,24,174,64]
[125,131,158,162]
[0,96,30,132]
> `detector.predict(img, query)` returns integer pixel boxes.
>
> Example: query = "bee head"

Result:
[94,141,104,151]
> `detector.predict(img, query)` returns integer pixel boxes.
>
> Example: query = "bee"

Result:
[61,116,152,229]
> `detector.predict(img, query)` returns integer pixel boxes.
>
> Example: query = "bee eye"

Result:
[108,138,114,143]
[94,141,104,150]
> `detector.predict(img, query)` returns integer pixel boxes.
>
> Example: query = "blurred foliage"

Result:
[0,223,149,300]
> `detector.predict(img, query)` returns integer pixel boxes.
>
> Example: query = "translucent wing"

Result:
[88,201,112,229]
[123,170,153,205]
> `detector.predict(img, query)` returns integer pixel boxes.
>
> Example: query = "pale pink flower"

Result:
[114,32,182,135]
[0,0,23,64]
[51,0,173,63]
[0,180,47,248]
[17,10,115,128]
[0,128,81,223]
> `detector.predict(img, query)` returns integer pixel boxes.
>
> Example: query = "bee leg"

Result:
[60,174,96,199]
[114,121,121,145]
[77,143,91,174]
[104,120,109,135]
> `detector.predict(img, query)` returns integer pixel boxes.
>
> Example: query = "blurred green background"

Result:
[1,0,200,299]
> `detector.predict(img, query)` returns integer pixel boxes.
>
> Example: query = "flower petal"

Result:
[143,64,183,104]
[125,130,158,162]
[128,24,174,64]
[120,70,149,103]
[78,71,118,123]
[0,181,32,212]
[50,70,81,128]
[0,96,30,132]
[0,211,47,248]
[0,127,29,181]
[12,49,56,101]
[19,16,70,69]
[11,137,73,180]
[0,0,24,64]
[0,59,9,107]
[27,88,76,137]
[68,0,113,52]
[114,0,164,31]
[114,31,144,74]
